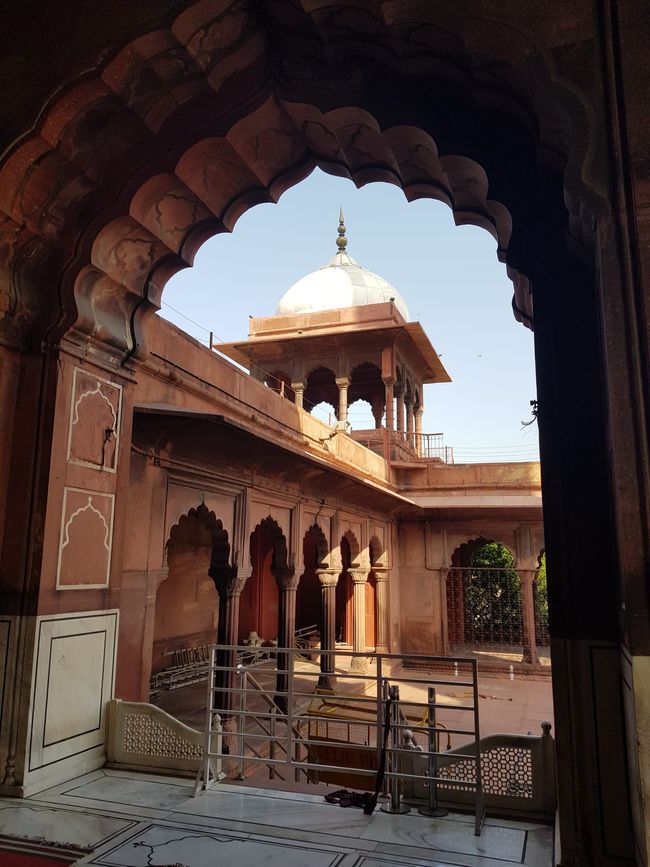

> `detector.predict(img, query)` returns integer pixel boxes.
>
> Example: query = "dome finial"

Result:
[336,207,348,253]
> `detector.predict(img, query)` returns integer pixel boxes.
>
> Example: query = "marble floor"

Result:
[0,769,554,866]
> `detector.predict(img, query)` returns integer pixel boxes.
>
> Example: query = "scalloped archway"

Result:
[0,4,642,863]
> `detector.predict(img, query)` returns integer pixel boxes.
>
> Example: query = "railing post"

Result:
[472,660,485,836]
[270,706,276,780]
[419,687,448,817]
[286,646,295,767]
[381,684,410,814]
[237,666,246,780]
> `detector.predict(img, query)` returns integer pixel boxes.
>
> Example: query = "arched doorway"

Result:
[297,524,328,636]
[0,6,642,859]
[239,518,287,644]
[335,531,360,644]
[446,538,521,655]
[152,505,226,677]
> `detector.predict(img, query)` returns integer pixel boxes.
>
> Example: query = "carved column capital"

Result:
[335,377,350,388]
[373,566,390,582]
[209,564,245,597]
[316,567,339,587]
[272,565,298,590]
[349,568,370,584]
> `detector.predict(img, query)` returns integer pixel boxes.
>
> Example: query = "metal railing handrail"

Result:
[194,644,485,834]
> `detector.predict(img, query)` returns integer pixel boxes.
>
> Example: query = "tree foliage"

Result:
[534,552,549,643]
[464,541,522,644]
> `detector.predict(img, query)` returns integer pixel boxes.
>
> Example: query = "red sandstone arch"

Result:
[304,365,338,416]
[296,523,329,634]
[369,535,384,567]
[153,504,227,681]
[240,517,288,642]
[0,2,604,356]
[0,7,635,860]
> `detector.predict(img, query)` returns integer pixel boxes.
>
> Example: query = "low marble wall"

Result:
[106,699,221,778]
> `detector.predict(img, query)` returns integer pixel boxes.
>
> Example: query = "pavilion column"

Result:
[405,399,414,448]
[316,568,339,690]
[520,569,539,665]
[273,566,298,708]
[415,406,424,456]
[373,567,390,653]
[383,379,395,431]
[349,568,370,671]
[291,381,304,410]
[396,390,405,439]
[371,396,384,429]
[336,377,349,430]
[210,564,245,720]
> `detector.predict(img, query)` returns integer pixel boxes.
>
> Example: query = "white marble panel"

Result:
[65,775,193,811]
[0,800,134,849]
[44,631,105,745]
[355,858,457,867]
[92,823,346,866]
[174,789,373,836]
[360,814,525,862]
[27,611,118,789]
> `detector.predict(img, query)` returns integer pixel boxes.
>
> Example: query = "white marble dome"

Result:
[275,242,409,320]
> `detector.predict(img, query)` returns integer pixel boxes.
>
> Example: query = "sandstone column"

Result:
[336,377,349,429]
[371,396,384,429]
[316,568,339,690]
[373,566,390,653]
[383,379,395,431]
[396,389,405,440]
[520,569,538,665]
[273,566,298,708]
[292,381,305,410]
[210,564,245,719]
[405,398,414,449]
[415,406,424,456]
[349,568,369,671]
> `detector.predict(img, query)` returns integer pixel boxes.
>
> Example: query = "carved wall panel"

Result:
[67,367,122,473]
[56,487,114,589]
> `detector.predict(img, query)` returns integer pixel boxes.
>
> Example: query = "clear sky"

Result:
[160,168,539,462]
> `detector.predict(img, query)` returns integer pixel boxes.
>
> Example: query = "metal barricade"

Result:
[193,645,485,834]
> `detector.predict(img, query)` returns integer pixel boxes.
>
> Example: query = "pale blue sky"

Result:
[160,168,539,462]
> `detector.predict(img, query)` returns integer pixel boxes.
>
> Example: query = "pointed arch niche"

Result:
[336,530,360,644]
[296,524,329,635]
[151,504,228,676]
[239,517,288,643]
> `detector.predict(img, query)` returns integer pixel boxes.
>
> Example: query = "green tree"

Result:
[464,541,522,644]
[534,552,549,643]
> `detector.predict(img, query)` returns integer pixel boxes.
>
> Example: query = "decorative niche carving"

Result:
[67,368,122,472]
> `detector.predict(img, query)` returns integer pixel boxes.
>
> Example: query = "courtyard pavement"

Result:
[0,768,554,866]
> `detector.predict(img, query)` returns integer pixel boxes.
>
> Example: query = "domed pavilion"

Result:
[218,212,450,460]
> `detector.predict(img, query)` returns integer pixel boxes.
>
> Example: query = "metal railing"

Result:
[388,430,454,463]
[445,567,550,667]
[351,429,455,463]
[193,646,485,834]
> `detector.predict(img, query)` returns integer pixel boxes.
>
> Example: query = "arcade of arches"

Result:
[0,3,649,866]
